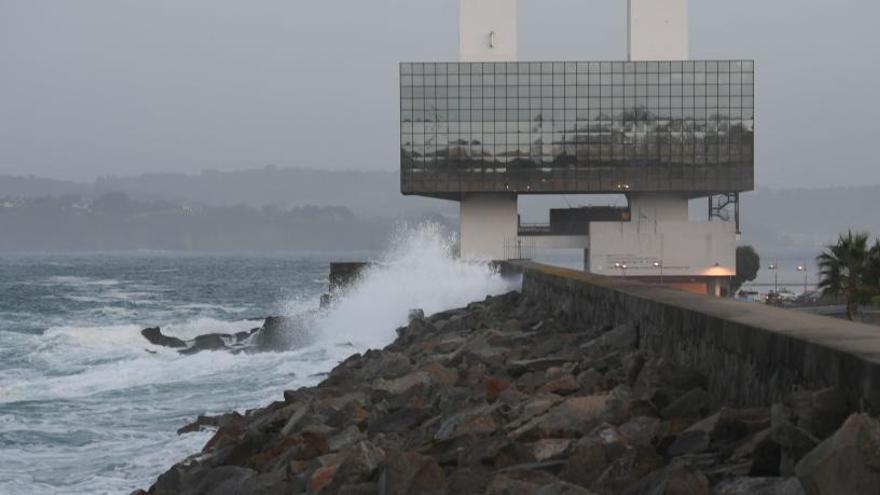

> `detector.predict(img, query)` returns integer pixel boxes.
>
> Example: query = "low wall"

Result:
[504,261,880,414]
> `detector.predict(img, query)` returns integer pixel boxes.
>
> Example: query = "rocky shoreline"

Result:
[137,290,880,494]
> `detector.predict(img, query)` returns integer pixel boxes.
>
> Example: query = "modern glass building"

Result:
[401,60,754,198]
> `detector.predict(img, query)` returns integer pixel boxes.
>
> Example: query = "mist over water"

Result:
[0,224,519,494]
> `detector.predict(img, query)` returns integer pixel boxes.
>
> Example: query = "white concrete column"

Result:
[627,0,688,61]
[460,0,517,62]
[458,1,519,259]
[460,193,518,260]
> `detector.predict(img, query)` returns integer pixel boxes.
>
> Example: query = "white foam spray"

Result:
[309,221,521,349]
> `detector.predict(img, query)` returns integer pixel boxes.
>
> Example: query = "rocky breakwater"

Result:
[139,291,880,495]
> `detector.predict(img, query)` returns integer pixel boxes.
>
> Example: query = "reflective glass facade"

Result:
[400,60,754,197]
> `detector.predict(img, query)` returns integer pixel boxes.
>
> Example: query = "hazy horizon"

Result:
[2,1,880,188]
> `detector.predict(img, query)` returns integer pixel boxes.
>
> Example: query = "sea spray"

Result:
[310,222,521,348]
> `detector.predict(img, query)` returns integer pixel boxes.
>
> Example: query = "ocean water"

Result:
[0,225,520,494]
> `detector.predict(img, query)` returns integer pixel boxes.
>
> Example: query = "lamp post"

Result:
[768,263,778,295]
[653,261,664,284]
[796,264,807,295]
[614,262,628,277]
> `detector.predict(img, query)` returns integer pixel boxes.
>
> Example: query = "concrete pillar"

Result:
[458,0,519,259]
[460,0,517,62]
[627,0,688,61]
[460,193,518,260]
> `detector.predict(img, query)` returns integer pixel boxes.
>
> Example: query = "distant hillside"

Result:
[0,193,453,252]
[0,167,454,219]
[2,169,879,253]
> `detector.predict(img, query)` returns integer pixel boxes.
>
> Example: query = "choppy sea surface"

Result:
[0,225,519,494]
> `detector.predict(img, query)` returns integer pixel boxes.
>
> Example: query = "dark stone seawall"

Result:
[507,261,880,414]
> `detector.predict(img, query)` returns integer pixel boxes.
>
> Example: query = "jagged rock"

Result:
[253,315,310,351]
[178,334,230,355]
[359,351,413,381]
[446,467,493,494]
[714,477,805,495]
[665,430,710,456]
[338,482,379,495]
[585,323,638,353]
[777,388,851,440]
[434,405,500,441]
[485,469,560,495]
[407,308,425,322]
[328,425,365,452]
[177,412,244,435]
[540,374,580,395]
[561,423,631,487]
[536,481,598,495]
[589,445,666,495]
[328,440,386,490]
[378,450,445,495]
[795,413,880,495]
[419,361,459,386]
[372,371,431,395]
[620,416,663,447]
[510,395,611,441]
[622,460,709,495]
[660,387,711,420]
[507,357,573,377]
[141,327,187,348]
[531,438,573,461]
[771,422,820,475]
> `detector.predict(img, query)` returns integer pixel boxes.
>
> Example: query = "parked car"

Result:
[777,288,798,302]
[765,289,796,305]
[736,289,762,303]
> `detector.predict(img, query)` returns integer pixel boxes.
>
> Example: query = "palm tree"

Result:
[868,240,880,304]
[816,231,873,320]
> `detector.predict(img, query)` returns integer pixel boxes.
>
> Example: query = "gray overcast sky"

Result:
[1,0,878,188]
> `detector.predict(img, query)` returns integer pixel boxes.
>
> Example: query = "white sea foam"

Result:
[313,222,520,348]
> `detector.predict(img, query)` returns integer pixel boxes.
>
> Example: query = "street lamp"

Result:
[621,263,628,277]
[653,261,664,284]
[796,264,808,295]
[768,263,778,294]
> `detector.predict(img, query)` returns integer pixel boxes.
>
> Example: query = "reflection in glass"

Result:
[400,60,754,195]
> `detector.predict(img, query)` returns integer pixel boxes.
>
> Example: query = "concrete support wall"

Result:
[460,0,517,62]
[628,0,688,61]
[460,193,518,260]
[506,261,880,414]
[588,194,735,278]
[588,218,736,278]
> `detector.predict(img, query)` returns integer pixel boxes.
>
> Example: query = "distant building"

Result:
[400,0,753,296]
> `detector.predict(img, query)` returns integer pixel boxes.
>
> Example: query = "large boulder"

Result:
[253,315,311,351]
[378,450,445,495]
[795,413,880,495]
[141,327,187,348]
[510,395,612,441]
[178,334,230,355]
[714,477,805,495]
[622,460,709,495]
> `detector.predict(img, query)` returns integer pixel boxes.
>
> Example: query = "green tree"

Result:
[868,240,880,304]
[731,245,760,293]
[817,231,876,320]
